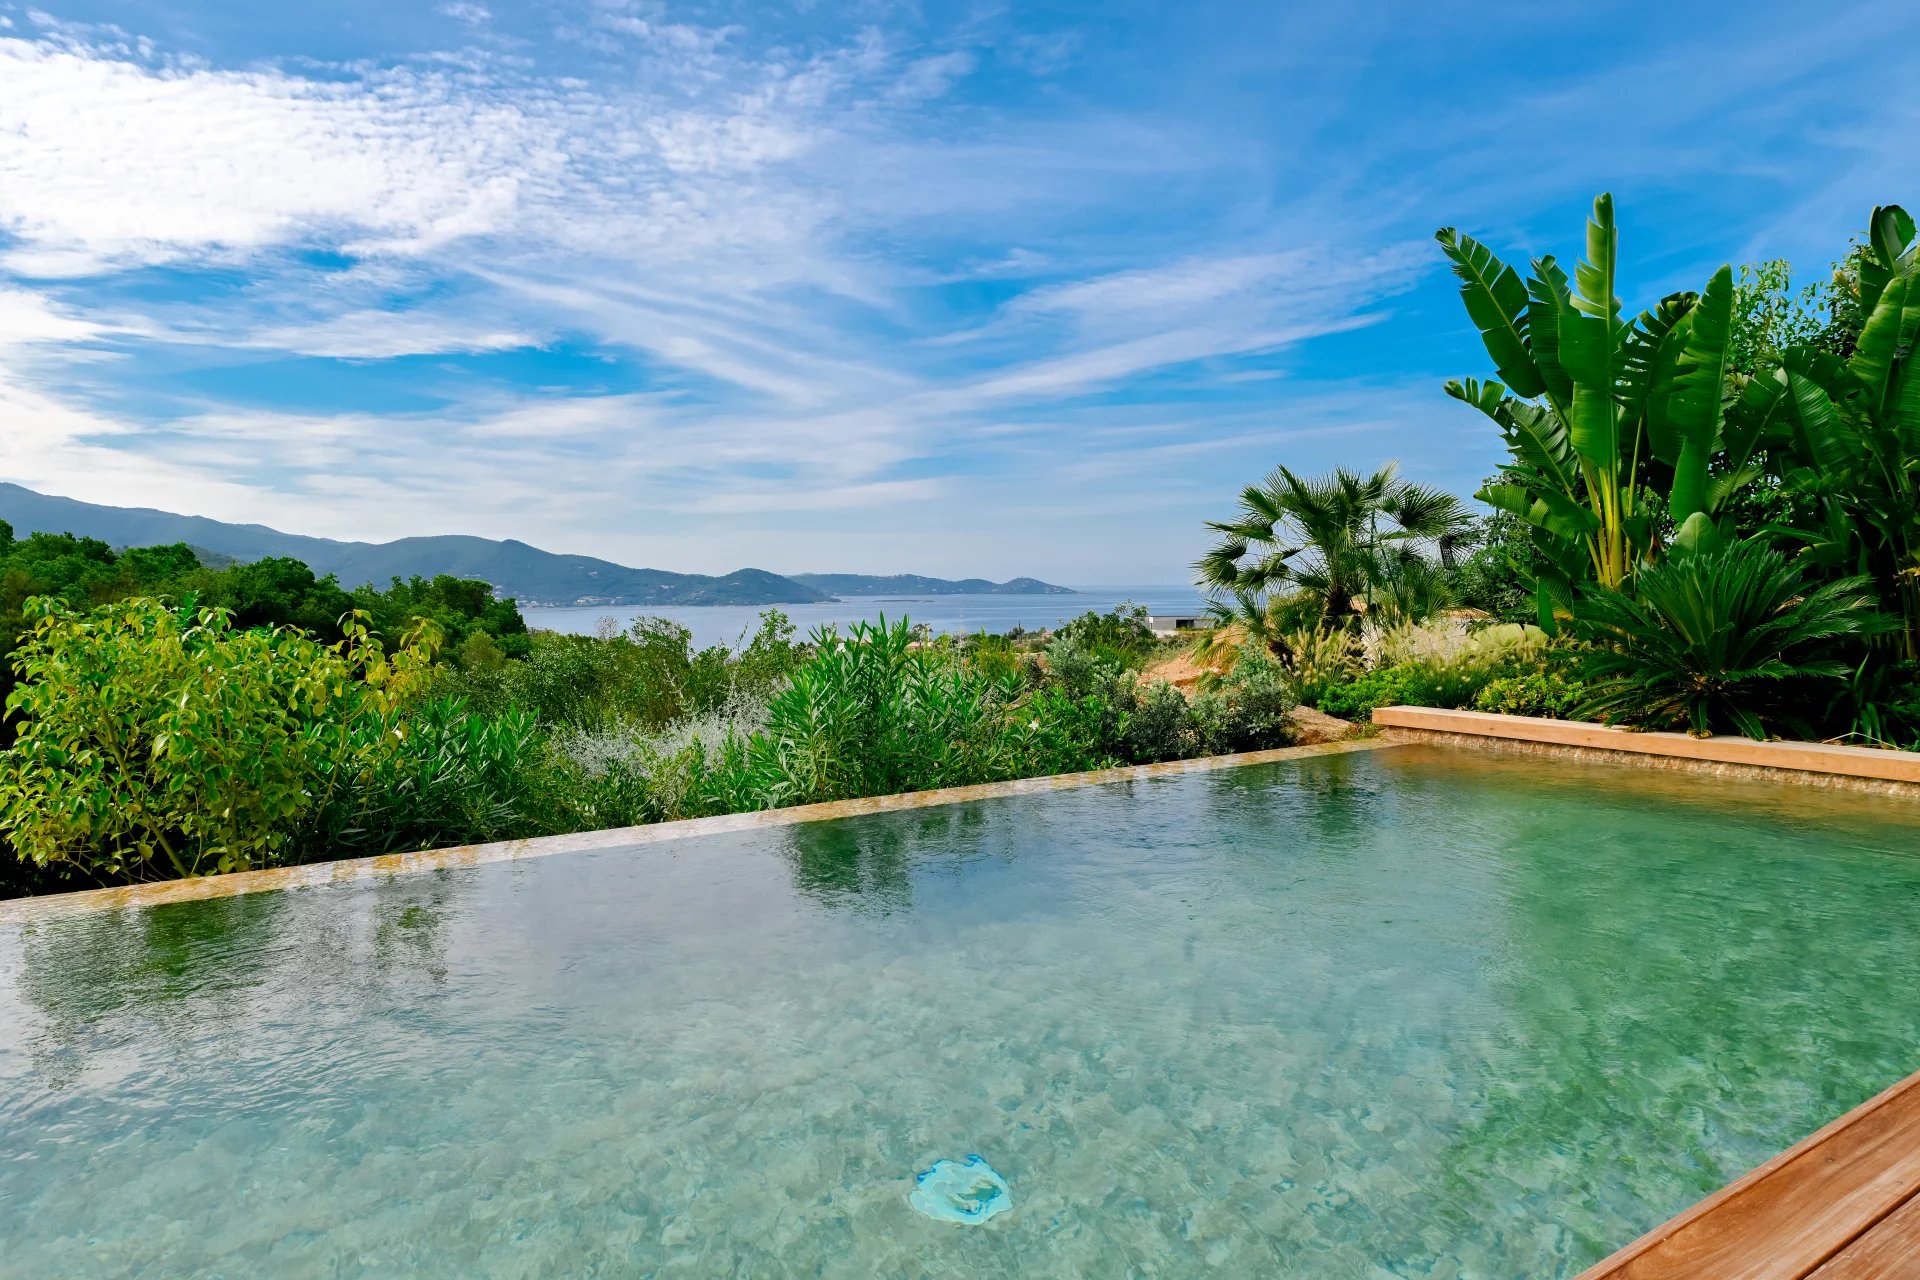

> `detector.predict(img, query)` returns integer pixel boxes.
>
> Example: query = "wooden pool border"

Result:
[0,738,1396,927]
[1372,706,1920,795]
[1571,1068,1920,1279]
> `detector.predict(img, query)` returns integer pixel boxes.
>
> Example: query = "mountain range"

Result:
[0,484,1072,607]
[789,574,1074,597]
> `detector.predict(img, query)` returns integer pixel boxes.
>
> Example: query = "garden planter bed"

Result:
[1372,706,1920,793]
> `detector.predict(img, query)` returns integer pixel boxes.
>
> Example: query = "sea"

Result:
[521,585,1208,649]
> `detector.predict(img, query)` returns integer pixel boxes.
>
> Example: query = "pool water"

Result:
[4,744,1920,1278]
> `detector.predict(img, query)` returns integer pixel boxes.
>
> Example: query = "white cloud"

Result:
[0,40,553,272]
[436,2,491,24]
[239,311,542,359]
[0,287,104,348]
[0,14,1463,578]
[888,52,975,103]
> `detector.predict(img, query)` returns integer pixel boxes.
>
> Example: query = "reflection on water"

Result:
[3,747,1920,1278]
[778,803,1010,916]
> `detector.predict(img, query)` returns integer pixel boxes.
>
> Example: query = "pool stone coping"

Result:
[0,738,1397,926]
[1374,706,1920,794]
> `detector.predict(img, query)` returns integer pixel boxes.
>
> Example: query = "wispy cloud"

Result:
[0,1,1912,580]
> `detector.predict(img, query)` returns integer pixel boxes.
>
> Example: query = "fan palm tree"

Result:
[1195,463,1473,631]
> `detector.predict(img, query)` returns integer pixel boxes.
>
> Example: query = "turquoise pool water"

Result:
[4,744,1920,1277]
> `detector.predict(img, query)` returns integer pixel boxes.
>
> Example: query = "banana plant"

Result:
[1438,194,1757,627]
[1742,205,1920,655]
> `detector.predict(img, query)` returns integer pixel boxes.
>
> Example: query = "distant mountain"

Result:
[0,484,829,607]
[0,485,1070,608]
[790,574,1074,597]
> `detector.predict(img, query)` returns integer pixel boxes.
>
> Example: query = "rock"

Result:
[1287,705,1352,745]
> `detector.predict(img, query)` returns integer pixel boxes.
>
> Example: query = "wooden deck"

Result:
[1576,1069,1920,1279]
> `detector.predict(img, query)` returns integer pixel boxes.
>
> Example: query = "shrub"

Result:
[1052,603,1154,667]
[1274,627,1360,706]
[1118,681,1198,764]
[1570,537,1889,739]
[300,698,552,857]
[1315,658,1495,720]
[1191,649,1298,754]
[1009,688,1124,776]
[1831,660,1920,750]
[1473,668,1589,719]
[0,599,435,881]
[437,609,803,734]
[705,617,1025,809]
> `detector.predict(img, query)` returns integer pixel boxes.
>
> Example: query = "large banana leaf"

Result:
[1446,378,1578,494]
[1851,273,1915,417]
[1571,194,1622,325]
[1478,482,1601,541]
[1665,264,1736,521]
[1557,195,1623,470]
[1436,229,1546,399]
[1775,347,1857,477]
[1622,291,1697,466]
[1525,255,1574,409]
[1860,205,1917,318]
[1900,331,1920,453]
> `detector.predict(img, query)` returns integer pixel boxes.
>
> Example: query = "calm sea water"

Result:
[522,585,1206,646]
[5,745,1920,1277]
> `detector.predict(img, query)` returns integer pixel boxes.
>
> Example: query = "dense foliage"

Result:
[1438,195,1915,739]
[0,601,442,881]
[0,587,1298,896]
[0,524,527,718]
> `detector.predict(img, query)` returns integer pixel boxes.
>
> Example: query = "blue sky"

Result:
[0,1,1915,582]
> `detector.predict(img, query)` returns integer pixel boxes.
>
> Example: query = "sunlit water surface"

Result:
[4,745,1920,1278]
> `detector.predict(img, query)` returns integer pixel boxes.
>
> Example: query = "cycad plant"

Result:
[1568,529,1887,739]
[1195,463,1471,632]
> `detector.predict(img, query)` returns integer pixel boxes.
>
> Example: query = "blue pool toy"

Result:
[908,1154,1012,1224]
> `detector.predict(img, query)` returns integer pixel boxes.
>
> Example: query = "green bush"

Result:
[302,698,552,857]
[1052,603,1154,668]
[1119,681,1198,763]
[1192,649,1298,754]
[1472,669,1589,719]
[1316,657,1503,720]
[1831,661,1920,750]
[439,609,802,733]
[701,617,1026,809]
[0,599,436,881]
[1569,536,1888,739]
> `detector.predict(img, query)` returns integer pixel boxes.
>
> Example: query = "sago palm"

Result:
[1569,535,1887,740]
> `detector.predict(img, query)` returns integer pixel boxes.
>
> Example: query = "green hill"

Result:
[0,484,828,607]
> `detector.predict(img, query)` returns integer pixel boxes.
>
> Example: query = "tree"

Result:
[1438,193,1763,623]
[1195,463,1470,631]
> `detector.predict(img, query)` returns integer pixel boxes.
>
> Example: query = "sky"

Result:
[0,1,1916,583]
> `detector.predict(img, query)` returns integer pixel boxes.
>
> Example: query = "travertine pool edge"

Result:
[0,738,1399,926]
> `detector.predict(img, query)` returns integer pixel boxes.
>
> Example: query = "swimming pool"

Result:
[3,743,1918,1277]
